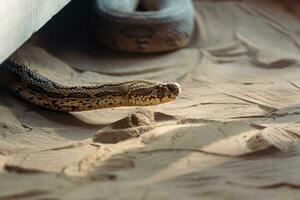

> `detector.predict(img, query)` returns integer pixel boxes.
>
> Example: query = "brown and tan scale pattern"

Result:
[91,0,195,53]
[0,59,180,112]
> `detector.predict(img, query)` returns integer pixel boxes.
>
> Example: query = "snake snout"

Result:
[159,82,181,103]
[167,82,181,97]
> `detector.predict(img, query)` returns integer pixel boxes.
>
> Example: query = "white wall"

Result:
[0,0,71,63]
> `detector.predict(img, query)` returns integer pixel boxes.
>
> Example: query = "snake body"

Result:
[0,0,194,112]
[91,0,194,53]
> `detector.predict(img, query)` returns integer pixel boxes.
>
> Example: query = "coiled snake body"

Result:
[0,0,194,112]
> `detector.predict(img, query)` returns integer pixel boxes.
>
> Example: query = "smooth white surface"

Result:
[0,0,71,63]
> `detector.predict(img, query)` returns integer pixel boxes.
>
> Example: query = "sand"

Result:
[0,0,300,199]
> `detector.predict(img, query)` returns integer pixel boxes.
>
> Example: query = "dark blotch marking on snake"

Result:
[157,86,165,100]
[67,92,91,98]
[0,62,23,83]
[121,25,156,49]
[95,91,122,98]
[2,59,61,91]
[70,106,78,111]
[14,87,23,95]
[27,83,65,98]
[121,25,156,39]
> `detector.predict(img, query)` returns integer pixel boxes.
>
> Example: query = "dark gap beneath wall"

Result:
[136,1,159,12]
[136,1,147,11]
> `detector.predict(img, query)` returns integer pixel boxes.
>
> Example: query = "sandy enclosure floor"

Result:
[1,0,300,199]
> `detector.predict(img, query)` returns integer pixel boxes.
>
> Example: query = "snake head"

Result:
[127,80,181,106]
[158,82,181,103]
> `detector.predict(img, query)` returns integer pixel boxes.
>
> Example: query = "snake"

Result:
[0,0,194,112]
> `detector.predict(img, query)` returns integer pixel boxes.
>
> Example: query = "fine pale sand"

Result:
[1,0,300,199]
